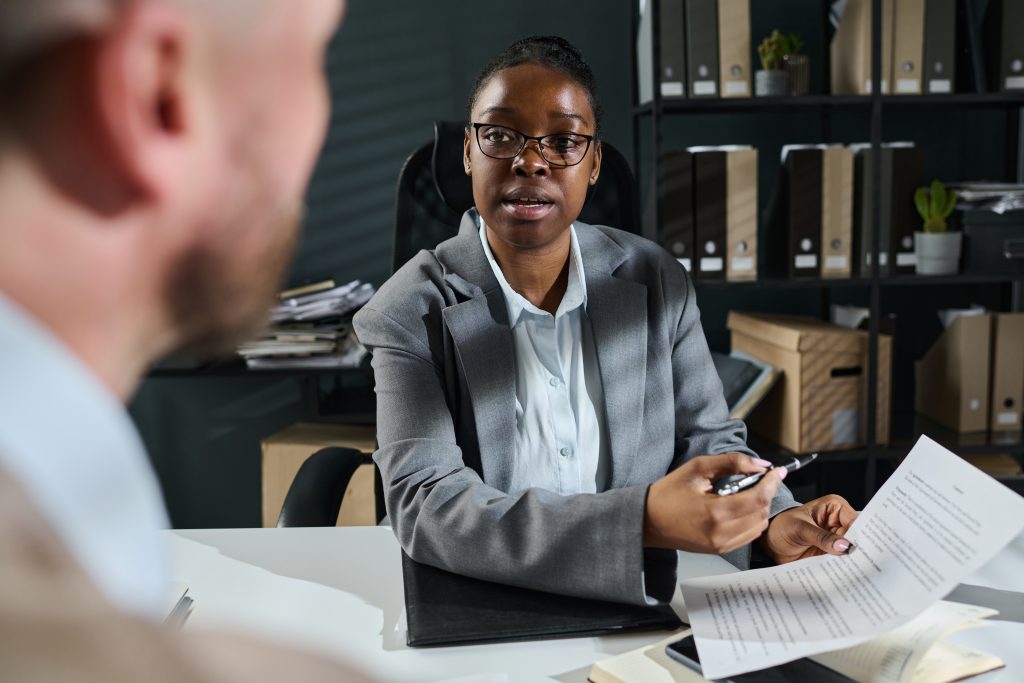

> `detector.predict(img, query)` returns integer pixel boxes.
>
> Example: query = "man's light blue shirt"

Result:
[0,293,169,618]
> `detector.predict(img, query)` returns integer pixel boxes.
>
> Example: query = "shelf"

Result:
[692,271,1024,290]
[147,358,373,379]
[887,414,1024,458]
[880,92,1024,111]
[633,92,1024,116]
[634,95,871,115]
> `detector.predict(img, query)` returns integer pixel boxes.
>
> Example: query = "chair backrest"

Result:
[392,120,641,273]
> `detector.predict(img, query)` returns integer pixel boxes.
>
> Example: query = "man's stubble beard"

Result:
[165,181,303,360]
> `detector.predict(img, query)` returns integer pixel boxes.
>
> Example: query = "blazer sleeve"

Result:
[665,265,799,569]
[354,304,658,606]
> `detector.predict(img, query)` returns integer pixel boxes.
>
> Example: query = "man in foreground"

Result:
[0,1,377,680]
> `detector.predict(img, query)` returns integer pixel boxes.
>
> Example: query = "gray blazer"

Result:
[353,209,796,606]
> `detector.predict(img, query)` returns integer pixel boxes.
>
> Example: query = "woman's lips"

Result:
[501,197,555,221]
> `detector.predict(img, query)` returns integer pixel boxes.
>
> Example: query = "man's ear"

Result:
[91,1,191,202]
[589,140,602,186]
[463,128,472,175]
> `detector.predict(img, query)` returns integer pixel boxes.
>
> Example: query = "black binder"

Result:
[692,149,727,280]
[685,0,719,97]
[769,147,823,279]
[401,552,682,648]
[889,145,925,274]
[660,150,695,271]
[985,0,1024,92]
[660,0,689,98]
[923,0,956,94]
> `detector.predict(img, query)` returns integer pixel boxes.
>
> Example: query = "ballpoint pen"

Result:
[712,453,819,496]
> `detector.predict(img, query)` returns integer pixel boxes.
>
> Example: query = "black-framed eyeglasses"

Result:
[470,123,594,167]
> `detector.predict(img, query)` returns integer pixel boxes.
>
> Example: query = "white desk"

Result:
[168,528,1024,683]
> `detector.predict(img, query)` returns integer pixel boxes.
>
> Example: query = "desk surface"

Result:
[168,527,1024,683]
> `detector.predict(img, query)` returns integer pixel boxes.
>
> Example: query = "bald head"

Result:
[0,0,345,398]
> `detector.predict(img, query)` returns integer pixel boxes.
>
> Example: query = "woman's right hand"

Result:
[642,453,785,554]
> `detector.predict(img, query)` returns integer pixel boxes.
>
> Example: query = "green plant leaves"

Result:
[916,180,956,232]
[914,187,930,221]
[929,179,945,218]
[758,29,802,70]
[942,189,958,218]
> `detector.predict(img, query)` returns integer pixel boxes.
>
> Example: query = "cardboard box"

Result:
[261,423,377,528]
[915,315,991,433]
[990,313,1024,431]
[727,312,891,454]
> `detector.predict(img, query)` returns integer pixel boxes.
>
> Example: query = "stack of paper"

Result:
[679,435,1024,680]
[270,280,375,323]
[592,435,1023,683]
[237,280,375,369]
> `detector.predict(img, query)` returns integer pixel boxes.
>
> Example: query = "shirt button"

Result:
[560,447,573,457]
[549,377,561,387]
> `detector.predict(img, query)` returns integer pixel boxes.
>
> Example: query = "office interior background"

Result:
[130,0,1024,530]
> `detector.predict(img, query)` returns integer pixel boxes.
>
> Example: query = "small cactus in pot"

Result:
[913,180,962,275]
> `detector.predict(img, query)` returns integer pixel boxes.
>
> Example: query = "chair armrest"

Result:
[276,446,365,527]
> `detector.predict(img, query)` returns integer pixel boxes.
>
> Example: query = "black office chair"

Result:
[392,120,642,272]
[276,446,365,527]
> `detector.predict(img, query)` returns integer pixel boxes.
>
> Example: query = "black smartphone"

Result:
[665,635,855,682]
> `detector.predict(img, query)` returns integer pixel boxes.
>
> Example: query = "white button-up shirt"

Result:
[0,294,169,619]
[479,221,610,495]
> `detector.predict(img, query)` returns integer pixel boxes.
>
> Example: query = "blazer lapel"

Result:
[436,211,517,492]
[578,225,648,489]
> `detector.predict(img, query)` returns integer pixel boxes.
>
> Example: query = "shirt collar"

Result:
[0,292,170,618]
[478,218,588,327]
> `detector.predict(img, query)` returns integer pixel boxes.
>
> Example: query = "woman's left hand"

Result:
[760,494,858,564]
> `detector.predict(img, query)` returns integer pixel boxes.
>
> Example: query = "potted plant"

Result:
[756,30,801,97]
[913,180,961,275]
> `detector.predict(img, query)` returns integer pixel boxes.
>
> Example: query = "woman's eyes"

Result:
[549,136,579,150]
[484,130,514,143]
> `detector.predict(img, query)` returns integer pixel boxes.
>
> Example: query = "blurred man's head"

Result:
[0,0,344,395]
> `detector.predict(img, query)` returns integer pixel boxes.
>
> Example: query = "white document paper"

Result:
[811,600,997,683]
[680,435,1024,680]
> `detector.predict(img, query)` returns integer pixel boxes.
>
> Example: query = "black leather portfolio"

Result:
[401,552,683,648]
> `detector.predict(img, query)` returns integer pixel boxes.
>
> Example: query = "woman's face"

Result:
[464,63,602,252]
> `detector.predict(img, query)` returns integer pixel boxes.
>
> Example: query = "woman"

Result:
[354,36,856,606]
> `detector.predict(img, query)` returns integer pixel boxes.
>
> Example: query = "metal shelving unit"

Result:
[631,0,1024,505]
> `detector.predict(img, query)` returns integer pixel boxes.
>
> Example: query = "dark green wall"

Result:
[132,0,1018,528]
[132,0,635,529]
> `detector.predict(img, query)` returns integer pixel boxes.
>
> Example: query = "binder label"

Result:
[896,252,917,266]
[825,255,849,270]
[693,80,717,96]
[724,81,749,96]
[1006,77,1024,90]
[997,411,1019,426]
[661,82,685,97]
[928,79,952,93]
[700,257,724,272]
[865,252,889,267]
[677,257,693,272]
[896,79,921,93]
[794,254,818,269]
[731,257,754,272]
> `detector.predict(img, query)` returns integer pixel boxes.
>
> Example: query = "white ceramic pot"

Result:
[914,231,962,275]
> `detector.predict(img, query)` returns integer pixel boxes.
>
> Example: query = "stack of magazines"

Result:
[951,182,1024,214]
[238,279,375,369]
